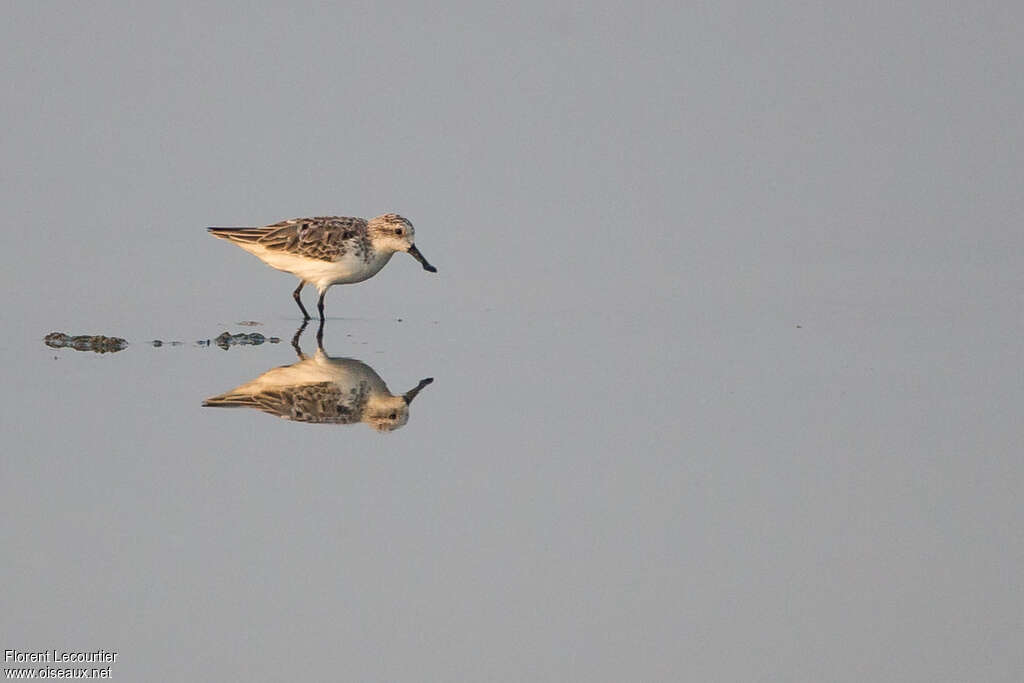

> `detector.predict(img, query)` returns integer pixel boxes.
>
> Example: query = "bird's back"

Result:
[207,217,371,262]
[207,216,393,288]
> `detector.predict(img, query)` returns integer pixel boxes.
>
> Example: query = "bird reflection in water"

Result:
[202,321,433,431]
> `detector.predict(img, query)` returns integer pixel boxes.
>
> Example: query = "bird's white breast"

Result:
[238,243,394,291]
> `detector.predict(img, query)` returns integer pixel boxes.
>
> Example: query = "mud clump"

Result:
[44,330,280,352]
[211,332,280,349]
[44,332,128,354]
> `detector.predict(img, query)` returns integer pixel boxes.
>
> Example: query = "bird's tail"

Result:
[206,227,268,245]
[202,392,258,408]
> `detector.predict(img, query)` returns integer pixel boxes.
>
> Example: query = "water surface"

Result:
[3,2,1023,681]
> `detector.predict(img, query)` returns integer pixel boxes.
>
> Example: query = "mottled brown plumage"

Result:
[209,217,372,262]
[207,213,437,321]
[202,341,434,431]
[205,380,371,424]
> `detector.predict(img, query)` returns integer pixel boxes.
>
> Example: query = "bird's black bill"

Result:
[403,377,435,405]
[408,244,438,272]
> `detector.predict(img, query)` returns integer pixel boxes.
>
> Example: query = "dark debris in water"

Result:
[44,332,128,354]
[45,330,280,353]
[208,332,281,349]
[236,320,263,326]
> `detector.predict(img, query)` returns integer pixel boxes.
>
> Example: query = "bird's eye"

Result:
[389,413,397,419]
[393,228,403,235]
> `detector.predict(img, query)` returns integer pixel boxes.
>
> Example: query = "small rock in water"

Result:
[214,331,268,349]
[151,340,163,347]
[44,332,128,354]
[236,321,263,326]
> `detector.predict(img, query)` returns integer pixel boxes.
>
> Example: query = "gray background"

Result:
[2,1,1022,680]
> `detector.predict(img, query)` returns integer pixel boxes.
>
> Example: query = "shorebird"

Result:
[202,324,434,430]
[207,214,437,320]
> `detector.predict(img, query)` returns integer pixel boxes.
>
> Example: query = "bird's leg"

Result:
[317,290,327,322]
[291,319,310,358]
[316,318,325,351]
[293,282,311,321]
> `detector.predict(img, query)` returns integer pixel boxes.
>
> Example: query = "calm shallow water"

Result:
[4,3,1023,681]
[7,290,1023,680]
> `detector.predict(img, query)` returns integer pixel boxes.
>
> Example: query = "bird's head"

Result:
[368,213,437,272]
[364,377,434,432]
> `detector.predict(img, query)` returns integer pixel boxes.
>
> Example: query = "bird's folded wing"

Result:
[208,217,367,261]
